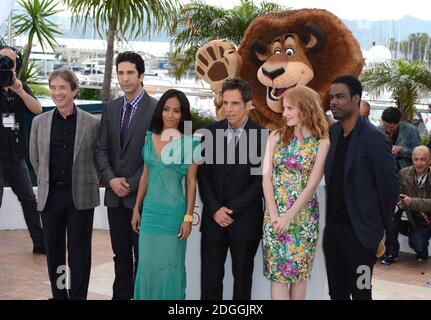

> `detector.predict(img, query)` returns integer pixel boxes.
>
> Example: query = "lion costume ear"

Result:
[250,40,269,65]
[300,22,325,52]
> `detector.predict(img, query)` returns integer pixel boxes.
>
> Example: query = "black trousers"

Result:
[323,219,377,300]
[384,209,403,256]
[0,159,44,247]
[41,186,94,300]
[108,204,139,300]
[385,209,431,257]
[201,232,260,300]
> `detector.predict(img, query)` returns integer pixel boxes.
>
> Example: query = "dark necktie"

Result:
[227,128,239,163]
[121,103,132,146]
[417,174,427,189]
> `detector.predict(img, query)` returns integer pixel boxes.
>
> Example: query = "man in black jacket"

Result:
[324,75,398,300]
[198,78,267,300]
[0,46,44,254]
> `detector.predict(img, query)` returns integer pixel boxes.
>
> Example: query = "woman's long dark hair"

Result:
[150,89,192,134]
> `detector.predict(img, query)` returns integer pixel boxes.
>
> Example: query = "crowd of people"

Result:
[0,47,430,300]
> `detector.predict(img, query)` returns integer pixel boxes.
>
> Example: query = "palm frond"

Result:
[169,0,286,79]
[362,59,431,121]
[13,0,62,52]
[20,60,40,84]
[64,0,179,101]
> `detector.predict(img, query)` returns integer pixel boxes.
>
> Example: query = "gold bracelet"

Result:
[183,214,193,223]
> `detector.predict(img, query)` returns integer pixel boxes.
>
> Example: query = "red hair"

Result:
[278,86,329,146]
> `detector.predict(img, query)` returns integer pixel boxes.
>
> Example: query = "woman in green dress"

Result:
[131,89,201,300]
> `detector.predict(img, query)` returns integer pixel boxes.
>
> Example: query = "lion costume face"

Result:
[252,30,322,114]
[195,9,364,129]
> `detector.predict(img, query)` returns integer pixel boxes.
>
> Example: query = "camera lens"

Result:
[0,54,15,87]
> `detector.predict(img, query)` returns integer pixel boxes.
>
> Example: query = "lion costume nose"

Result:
[262,67,285,80]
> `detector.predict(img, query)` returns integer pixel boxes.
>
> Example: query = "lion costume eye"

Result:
[274,49,281,54]
[285,48,294,56]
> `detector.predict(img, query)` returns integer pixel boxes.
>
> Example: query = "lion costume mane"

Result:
[195,9,364,130]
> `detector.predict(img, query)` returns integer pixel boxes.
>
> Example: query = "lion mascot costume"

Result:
[195,9,364,130]
[194,8,388,259]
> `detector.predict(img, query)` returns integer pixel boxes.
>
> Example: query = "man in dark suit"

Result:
[198,78,267,300]
[323,75,399,300]
[95,52,157,300]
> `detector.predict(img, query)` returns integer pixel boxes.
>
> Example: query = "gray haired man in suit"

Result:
[95,52,158,300]
[30,68,100,300]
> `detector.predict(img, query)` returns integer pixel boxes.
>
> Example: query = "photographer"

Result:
[379,107,421,171]
[0,46,44,253]
[382,145,431,264]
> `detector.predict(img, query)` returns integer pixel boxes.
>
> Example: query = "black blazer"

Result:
[198,119,267,241]
[324,116,399,249]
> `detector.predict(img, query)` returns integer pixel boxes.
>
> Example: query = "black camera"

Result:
[0,54,15,87]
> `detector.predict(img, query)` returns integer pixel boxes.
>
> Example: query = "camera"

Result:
[0,54,15,87]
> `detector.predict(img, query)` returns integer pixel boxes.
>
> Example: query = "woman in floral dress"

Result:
[262,86,330,300]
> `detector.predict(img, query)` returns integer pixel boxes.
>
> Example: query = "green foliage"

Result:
[20,60,40,84]
[12,0,62,77]
[191,108,217,131]
[65,0,179,101]
[13,0,62,51]
[78,87,101,101]
[361,60,431,122]
[169,0,286,80]
[28,83,50,96]
[65,0,178,41]
[421,134,430,146]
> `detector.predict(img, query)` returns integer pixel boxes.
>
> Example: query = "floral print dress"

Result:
[263,135,320,283]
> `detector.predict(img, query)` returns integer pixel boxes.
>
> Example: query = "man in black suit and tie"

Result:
[323,75,398,300]
[95,52,157,300]
[198,78,267,300]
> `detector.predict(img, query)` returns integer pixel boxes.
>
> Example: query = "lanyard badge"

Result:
[2,113,15,128]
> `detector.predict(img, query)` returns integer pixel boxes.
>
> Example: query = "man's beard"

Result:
[331,108,352,121]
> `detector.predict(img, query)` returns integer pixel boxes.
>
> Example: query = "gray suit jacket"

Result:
[29,108,101,211]
[95,92,158,208]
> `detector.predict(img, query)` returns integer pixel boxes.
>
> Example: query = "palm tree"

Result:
[65,0,178,102]
[12,0,62,79]
[362,60,431,122]
[20,60,40,84]
[170,0,285,80]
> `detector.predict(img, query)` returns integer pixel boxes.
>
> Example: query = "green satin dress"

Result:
[133,131,201,300]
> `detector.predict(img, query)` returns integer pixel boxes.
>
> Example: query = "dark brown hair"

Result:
[48,68,80,97]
